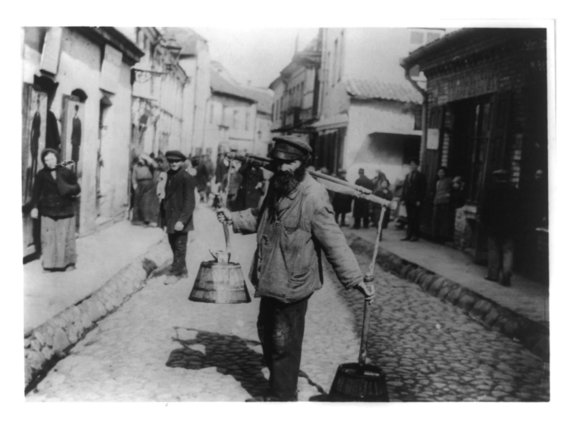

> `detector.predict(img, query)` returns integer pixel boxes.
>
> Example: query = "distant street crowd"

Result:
[29,140,548,293]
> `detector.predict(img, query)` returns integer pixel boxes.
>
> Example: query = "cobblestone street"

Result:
[27,205,549,402]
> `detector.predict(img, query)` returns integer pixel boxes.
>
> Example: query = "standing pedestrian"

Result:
[432,166,452,243]
[353,168,374,229]
[401,159,426,241]
[332,169,352,227]
[480,169,520,287]
[30,148,81,272]
[203,151,215,203]
[372,169,388,191]
[372,178,393,233]
[225,159,245,212]
[161,150,196,285]
[216,136,374,401]
[131,154,159,227]
[240,162,265,210]
[193,155,210,203]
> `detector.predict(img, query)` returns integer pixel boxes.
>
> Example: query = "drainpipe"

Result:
[403,64,428,168]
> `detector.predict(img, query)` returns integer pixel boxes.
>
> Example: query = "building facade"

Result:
[401,28,548,280]
[204,62,257,156]
[269,37,321,155]
[245,87,274,156]
[162,28,211,157]
[22,27,144,257]
[129,27,190,158]
[314,27,443,184]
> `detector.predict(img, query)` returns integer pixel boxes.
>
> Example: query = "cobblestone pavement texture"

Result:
[27,205,550,401]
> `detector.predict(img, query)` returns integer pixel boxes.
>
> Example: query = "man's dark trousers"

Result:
[405,201,421,239]
[257,295,309,401]
[168,231,188,275]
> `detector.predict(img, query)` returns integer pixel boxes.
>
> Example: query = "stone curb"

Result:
[24,239,172,394]
[347,236,549,361]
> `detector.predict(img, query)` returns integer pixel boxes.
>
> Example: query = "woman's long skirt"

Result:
[132,179,159,224]
[41,215,77,270]
[432,203,452,241]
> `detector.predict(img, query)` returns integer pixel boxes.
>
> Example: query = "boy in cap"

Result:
[217,135,374,401]
[162,150,196,285]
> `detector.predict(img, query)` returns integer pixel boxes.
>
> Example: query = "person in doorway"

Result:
[432,166,453,243]
[480,169,520,287]
[216,136,374,402]
[29,95,42,185]
[161,150,196,285]
[450,176,466,211]
[332,169,352,227]
[30,148,81,272]
[70,104,82,163]
[353,168,374,229]
[401,159,426,241]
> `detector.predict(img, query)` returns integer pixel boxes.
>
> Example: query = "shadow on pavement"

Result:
[166,327,269,398]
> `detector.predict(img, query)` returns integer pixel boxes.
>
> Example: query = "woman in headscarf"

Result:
[131,154,159,226]
[30,148,81,272]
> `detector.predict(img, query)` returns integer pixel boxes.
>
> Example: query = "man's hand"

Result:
[216,208,232,225]
[30,208,38,219]
[174,221,184,231]
[354,281,375,301]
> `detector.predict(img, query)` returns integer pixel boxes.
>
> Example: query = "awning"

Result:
[311,113,348,131]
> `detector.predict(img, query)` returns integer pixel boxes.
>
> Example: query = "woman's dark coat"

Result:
[31,166,80,219]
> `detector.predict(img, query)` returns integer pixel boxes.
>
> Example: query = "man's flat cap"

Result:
[270,136,312,161]
[165,150,186,161]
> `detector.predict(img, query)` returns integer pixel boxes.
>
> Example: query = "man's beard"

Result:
[271,165,306,197]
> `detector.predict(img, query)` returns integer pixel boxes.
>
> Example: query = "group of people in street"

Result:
[330,168,393,234]
[27,132,547,401]
[128,146,270,285]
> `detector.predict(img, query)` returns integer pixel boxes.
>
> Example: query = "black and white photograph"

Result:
[6,1,569,427]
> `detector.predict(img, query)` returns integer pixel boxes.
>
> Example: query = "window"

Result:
[426,32,441,43]
[413,107,422,130]
[233,110,238,129]
[410,31,424,45]
[209,103,214,124]
[245,112,250,130]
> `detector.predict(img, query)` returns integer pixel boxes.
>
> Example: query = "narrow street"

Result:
[26,204,549,402]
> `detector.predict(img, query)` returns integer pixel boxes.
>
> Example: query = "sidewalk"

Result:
[343,223,549,359]
[24,220,165,334]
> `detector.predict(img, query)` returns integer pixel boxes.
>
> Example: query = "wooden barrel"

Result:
[189,260,251,304]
